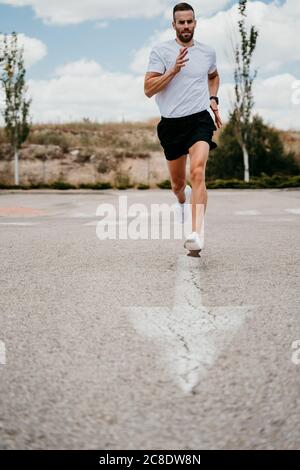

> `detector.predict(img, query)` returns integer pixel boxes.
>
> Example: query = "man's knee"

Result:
[171,179,185,194]
[190,165,205,184]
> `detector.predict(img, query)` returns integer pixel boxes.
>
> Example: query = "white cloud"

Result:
[0,0,234,25]
[253,73,300,130]
[55,59,103,77]
[0,0,169,25]
[0,33,47,68]
[19,59,157,123]
[218,73,300,131]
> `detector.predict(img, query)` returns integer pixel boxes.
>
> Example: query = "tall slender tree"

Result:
[0,32,31,185]
[231,0,259,182]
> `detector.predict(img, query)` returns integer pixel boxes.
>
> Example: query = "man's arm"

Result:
[144,69,177,98]
[144,47,189,98]
[208,68,220,98]
[208,68,223,128]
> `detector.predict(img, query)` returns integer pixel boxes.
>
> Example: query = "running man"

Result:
[144,2,222,254]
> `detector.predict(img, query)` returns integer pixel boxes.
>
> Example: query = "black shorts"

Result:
[156,109,217,161]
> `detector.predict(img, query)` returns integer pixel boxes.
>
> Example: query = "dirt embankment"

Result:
[0,120,298,187]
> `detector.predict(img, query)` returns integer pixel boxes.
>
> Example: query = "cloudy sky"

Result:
[0,0,299,130]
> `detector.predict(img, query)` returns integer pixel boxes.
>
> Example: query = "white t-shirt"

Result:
[146,39,217,118]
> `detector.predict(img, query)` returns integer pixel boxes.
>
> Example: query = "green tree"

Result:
[247,115,299,176]
[231,0,259,182]
[0,32,32,185]
[206,115,299,180]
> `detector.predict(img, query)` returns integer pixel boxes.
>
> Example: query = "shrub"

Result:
[79,182,112,189]
[114,172,133,189]
[157,179,171,189]
[28,131,71,152]
[207,114,300,180]
[50,181,76,189]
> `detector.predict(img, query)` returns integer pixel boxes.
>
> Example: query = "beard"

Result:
[177,30,194,43]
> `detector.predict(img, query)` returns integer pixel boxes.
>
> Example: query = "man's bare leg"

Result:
[166,154,188,203]
[188,141,209,233]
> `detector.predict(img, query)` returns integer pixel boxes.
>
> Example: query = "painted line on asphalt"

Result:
[0,341,6,365]
[285,208,300,215]
[234,210,261,215]
[83,220,129,226]
[127,255,254,395]
[0,222,39,226]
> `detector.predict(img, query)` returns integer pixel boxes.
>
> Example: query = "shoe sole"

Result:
[184,239,203,251]
[187,249,201,258]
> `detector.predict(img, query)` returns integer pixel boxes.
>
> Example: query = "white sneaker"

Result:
[184,231,204,251]
[174,184,192,224]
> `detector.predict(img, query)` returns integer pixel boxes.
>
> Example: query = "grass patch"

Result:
[79,182,112,190]
[1,175,299,190]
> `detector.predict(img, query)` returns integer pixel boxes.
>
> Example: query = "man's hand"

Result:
[210,98,223,129]
[172,47,189,75]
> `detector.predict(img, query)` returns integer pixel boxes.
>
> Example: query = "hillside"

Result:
[0,119,299,187]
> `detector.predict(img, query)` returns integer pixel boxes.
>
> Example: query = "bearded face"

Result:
[173,10,197,44]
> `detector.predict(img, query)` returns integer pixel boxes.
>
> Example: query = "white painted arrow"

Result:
[126,255,253,394]
[0,341,6,365]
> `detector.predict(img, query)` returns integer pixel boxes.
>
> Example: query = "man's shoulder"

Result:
[195,40,215,54]
[151,39,174,52]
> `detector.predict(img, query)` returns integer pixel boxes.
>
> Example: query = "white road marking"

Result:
[0,341,6,365]
[285,208,300,215]
[0,222,39,226]
[84,221,100,226]
[263,218,294,222]
[83,220,128,226]
[127,255,253,395]
[234,210,261,215]
[72,212,100,218]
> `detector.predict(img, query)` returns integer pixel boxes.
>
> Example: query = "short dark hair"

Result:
[173,3,195,21]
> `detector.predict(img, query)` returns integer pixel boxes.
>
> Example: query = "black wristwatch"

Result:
[210,96,219,105]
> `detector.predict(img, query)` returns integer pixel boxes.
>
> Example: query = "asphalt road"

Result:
[0,188,299,449]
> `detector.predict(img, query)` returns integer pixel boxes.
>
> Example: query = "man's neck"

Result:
[175,37,194,48]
